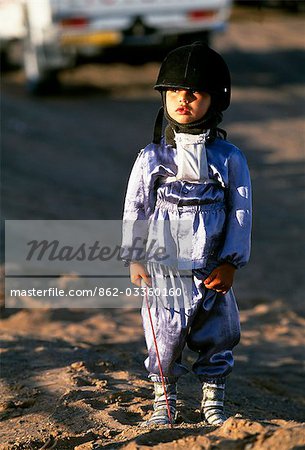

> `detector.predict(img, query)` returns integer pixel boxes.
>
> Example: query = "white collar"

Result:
[174,130,210,145]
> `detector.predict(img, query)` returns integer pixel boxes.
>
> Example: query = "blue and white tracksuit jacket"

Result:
[121,133,252,382]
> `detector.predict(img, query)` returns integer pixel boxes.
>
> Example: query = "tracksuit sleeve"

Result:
[121,149,150,263]
[218,149,252,269]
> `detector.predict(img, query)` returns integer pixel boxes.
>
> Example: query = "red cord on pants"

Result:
[143,284,174,427]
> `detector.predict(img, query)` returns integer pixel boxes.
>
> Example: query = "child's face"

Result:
[166,89,211,124]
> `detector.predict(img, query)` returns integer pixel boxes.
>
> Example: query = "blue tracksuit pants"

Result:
[141,262,241,383]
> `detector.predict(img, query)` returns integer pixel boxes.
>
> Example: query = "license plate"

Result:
[60,31,122,47]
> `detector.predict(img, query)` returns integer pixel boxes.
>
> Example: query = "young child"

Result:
[121,42,252,426]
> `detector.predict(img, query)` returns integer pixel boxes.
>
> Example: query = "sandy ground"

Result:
[1,6,305,450]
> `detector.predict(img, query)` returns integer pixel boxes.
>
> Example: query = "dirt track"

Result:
[1,6,305,450]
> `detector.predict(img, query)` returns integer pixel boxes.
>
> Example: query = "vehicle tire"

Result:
[1,40,23,71]
[7,39,23,68]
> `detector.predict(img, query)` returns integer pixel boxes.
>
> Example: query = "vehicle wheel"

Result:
[7,39,23,68]
[1,40,23,70]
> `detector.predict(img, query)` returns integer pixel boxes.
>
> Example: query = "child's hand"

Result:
[129,262,151,287]
[203,263,236,294]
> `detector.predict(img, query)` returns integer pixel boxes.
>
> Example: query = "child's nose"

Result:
[179,90,190,103]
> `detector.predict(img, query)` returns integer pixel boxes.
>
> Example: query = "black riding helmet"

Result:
[152,42,231,144]
[155,41,231,111]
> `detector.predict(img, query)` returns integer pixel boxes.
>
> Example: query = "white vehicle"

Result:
[0,0,25,67]
[1,0,232,93]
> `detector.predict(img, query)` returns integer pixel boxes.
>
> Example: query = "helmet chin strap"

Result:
[152,106,165,144]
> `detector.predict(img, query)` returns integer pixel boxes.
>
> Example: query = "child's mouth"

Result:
[176,107,191,115]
